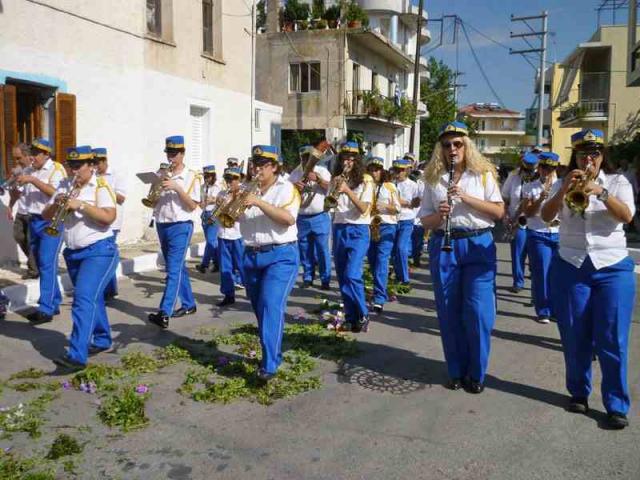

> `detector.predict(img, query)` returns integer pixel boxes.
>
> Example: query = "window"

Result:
[500,139,507,147]
[289,62,321,93]
[480,120,486,130]
[189,105,210,171]
[146,0,162,37]
[254,108,261,131]
[203,0,213,54]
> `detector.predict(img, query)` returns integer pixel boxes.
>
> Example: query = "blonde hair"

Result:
[424,135,497,186]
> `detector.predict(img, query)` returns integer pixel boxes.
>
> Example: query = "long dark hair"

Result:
[366,165,390,184]
[568,146,615,174]
[335,154,365,188]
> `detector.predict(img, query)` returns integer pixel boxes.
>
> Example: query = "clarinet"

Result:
[441,161,455,252]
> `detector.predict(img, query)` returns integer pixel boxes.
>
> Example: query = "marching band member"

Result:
[148,136,201,329]
[419,122,504,394]
[332,142,374,332]
[216,167,245,307]
[542,129,636,429]
[196,165,221,274]
[391,157,421,286]
[16,139,67,324]
[42,146,119,370]
[366,156,400,314]
[94,148,127,300]
[411,161,427,268]
[7,143,39,279]
[289,144,332,290]
[521,151,560,324]
[501,152,539,293]
[240,145,300,382]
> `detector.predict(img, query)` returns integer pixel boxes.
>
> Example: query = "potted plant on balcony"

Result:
[362,89,382,117]
[343,1,369,29]
[283,0,309,31]
[311,0,325,29]
[324,4,341,29]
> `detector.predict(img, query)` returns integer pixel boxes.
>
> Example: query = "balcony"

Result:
[558,100,609,127]
[344,90,416,128]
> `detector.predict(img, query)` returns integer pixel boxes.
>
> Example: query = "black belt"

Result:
[434,227,492,240]
[245,241,296,253]
[298,212,326,218]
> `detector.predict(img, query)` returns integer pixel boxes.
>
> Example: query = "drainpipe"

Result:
[390,15,398,46]
[409,0,424,154]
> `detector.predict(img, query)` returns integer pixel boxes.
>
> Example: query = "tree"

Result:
[419,57,457,161]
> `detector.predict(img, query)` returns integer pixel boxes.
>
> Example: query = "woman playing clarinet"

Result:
[419,122,504,394]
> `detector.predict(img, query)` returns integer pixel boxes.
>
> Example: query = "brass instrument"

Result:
[300,141,332,208]
[215,175,261,228]
[370,183,383,242]
[324,163,352,211]
[45,175,80,236]
[0,167,22,195]
[565,164,595,216]
[142,163,173,208]
[200,181,219,225]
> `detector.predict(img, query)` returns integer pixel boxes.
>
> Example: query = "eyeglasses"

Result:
[441,140,464,150]
[66,160,85,170]
[253,159,274,168]
[165,151,180,158]
[576,150,602,160]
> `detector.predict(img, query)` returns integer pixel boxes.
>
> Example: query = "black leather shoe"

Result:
[172,306,197,318]
[88,345,112,355]
[216,296,235,307]
[567,397,589,414]
[606,412,629,430]
[148,311,169,329]
[301,280,313,289]
[211,264,220,273]
[509,286,522,294]
[351,317,370,333]
[446,378,463,390]
[195,265,207,274]
[464,379,485,394]
[53,354,86,372]
[27,311,53,325]
[257,369,276,384]
[320,283,331,291]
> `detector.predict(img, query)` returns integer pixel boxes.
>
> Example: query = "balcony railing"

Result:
[344,90,417,126]
[558,100,609,123]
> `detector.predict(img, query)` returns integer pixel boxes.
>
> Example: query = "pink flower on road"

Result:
[135,384,149,394]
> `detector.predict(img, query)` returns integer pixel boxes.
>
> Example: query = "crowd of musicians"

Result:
[1,122,635,430]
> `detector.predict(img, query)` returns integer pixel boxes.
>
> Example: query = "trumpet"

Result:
[0,168,22,195]
[45,175,81,236]
[215,175,261,228]
[142,163,173,208]
[565,164,595,216]
[370,184,383,242]
[324,163,352,211]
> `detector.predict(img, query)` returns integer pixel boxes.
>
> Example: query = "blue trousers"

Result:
[243,243,299,374]
[510,226,528,289]
[411,224,426,263]
[63,238,118,365]
[219,238,245,297]
[201,221,219,268]
[527,230,558,319]
[297,212,331,285]
[393,220,414,283]
[29,215,63,316]
[104,231,120,298]
[157,221,196,316]
[429,230,497,382]
[367,223,397,306]
[552,256,635,415]
[334,224,369,324]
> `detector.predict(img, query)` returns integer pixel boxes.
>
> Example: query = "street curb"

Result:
[2,242,205,313]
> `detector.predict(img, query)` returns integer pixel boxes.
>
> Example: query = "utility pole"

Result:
[409,0,424,154]
[510,11,548,147]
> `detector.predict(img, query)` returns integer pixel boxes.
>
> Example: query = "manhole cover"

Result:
[340,365,426,395]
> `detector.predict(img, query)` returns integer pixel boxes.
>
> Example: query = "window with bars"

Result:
[146,0,162,37]
[289,62,321,93]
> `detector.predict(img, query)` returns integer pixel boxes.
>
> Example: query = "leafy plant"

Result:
[283,0,310,22]
[323,4,341,22]
[311,0,325,19]
[0,451,55,480]
[8,368,46,381]
[0,393,57,438]
[46,434,83,460]
[256,0,266,30]
[120,350,161,374]
[72,364,125,392]
[343,1,368,26]
[98,385,149,432]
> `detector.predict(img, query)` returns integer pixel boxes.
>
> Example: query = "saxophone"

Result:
[142,163,173,208]
[45,175,81,236]
[370,183,382,242]
[215,174,261,228]
[323,163,352,211]
[565,164,595,216]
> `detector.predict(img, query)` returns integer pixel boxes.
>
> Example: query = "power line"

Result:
[459,21,506,107]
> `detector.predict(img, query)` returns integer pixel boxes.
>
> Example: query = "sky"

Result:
[419,0,634,113]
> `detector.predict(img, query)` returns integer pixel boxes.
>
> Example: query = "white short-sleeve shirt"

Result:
[13,166,34,215]
[99,166,127,232]
[202,183,222,212]
[288,164,332,215]
[413,179,425,225]
[522,178,558,233]
[240,176,300,246]
[52,175,116,250]
[501,171,527,218]
[153,166,201,223]
[24,159,66,215]
[374,182,400,225]
[395,178,420,221]
[333,176,374,225]
[550,172,635,270]
[419,170,503,230]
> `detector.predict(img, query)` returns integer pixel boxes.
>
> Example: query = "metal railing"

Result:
[558,100,609,122]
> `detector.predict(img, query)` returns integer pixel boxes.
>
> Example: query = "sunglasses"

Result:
[576,150,602,160]
[66,160,86,170]
[441,140,464,150]
[253,159,275,168]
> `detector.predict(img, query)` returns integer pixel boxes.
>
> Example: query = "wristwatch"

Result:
[597,188,609,203]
